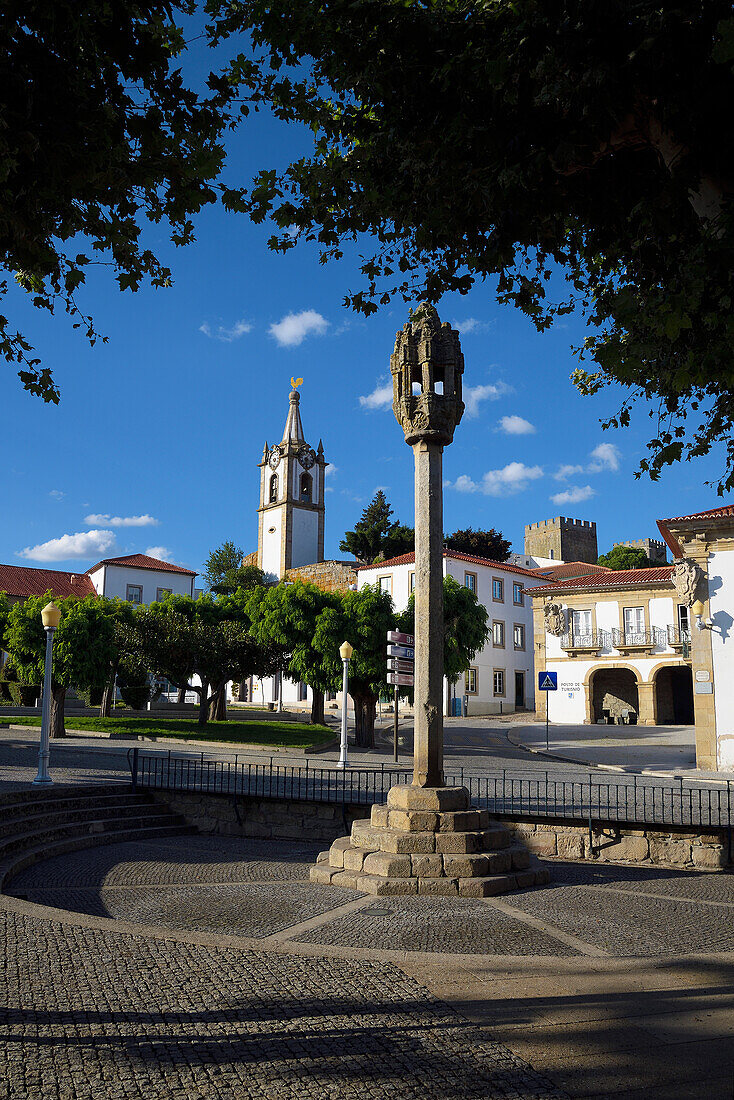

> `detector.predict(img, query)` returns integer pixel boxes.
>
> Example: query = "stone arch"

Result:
[650,661,694,725]
[269,473,279,503]
[585,663,641,724]
[300,471,312,502]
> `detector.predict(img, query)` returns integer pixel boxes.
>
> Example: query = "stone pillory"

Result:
[390,305,465,446]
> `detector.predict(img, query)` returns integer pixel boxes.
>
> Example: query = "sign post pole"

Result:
[393,686,399,762]
[537,670,558,752]
[546,690,549,752]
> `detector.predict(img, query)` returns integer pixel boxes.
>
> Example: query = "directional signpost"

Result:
[387,631,414,762]
[538,670,558,750]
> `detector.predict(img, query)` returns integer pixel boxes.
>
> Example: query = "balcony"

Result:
[666,625,692,659]
[611,628,660,654]
[560,631,610,656]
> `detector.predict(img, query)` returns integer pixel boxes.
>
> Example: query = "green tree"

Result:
[96,599,137,717]
[204,541,244,590]
[339,491,414,563]
[313,585,395,748]
[397,575,489,702]
[4,594,115,738]
[2,1,237,401]
[444,528,511,563]
[246,580,340,725]
[597,546,652,570]
[210,1,734,491]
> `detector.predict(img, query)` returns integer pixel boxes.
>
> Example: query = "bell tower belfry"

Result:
[257,380,326,579]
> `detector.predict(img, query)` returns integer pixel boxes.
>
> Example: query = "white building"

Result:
[86,553,197,604]
[357,551,543,715]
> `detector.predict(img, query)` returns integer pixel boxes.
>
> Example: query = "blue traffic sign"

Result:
[538,671,558,691]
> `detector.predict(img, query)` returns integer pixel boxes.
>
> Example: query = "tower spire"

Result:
[282,379,305,443]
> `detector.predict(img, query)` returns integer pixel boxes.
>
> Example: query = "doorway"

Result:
[514,671,525,709]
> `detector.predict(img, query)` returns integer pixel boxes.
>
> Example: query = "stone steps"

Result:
[310,785,551,898]
[0,786,197,891]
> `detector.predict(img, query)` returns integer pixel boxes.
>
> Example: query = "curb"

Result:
[2,724,339,756]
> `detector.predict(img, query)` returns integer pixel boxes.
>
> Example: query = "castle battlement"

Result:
[524,516,598,564]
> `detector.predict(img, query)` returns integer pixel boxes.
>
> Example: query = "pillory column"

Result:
[390,306,464,788]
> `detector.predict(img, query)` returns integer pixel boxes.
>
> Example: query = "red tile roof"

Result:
[529,564,674,596]
[0,564,97,600]
[657,503,734,557]
[86,553,196,577]
[356,550,539,578]
[530,562,612,581]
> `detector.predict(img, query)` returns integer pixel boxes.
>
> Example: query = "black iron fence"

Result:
[128,748,733,831]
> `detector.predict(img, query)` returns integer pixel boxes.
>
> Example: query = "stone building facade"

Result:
[614,538,668,564]
[524,516,598,564]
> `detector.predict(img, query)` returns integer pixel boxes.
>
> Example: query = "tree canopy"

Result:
[2,0,234,401]
[597,545,653,571]
[444,528,511,563]
[397,575,489,686]
[209,1,734,491]
[339,491,414,563]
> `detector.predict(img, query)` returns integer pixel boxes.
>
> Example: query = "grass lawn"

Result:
[4,715,335,748]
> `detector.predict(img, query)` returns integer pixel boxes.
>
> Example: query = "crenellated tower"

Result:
[256,381,326,579]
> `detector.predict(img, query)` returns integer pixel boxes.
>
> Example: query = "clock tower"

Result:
[256,381,327,579]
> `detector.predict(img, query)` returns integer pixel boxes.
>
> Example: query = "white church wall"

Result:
[291,509,319,569]
[261,510,283,578]
[708,549,734,769]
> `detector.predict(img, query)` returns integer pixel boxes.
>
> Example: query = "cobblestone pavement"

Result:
[8,835,734,958]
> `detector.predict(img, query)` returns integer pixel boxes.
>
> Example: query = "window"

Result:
[492,620,505,647]
[464,572,477,594]
[513,582,524,606]
[269,473,279,503]
[409,572,416,594]
[378,575,392,594]
[624,606,645,640]
[493,669,505,697]
[297,682,308,702]
[678,604,690,634]
[465,668,477,694]
[126,584,143,605]
[492,577,504,602]
[571,609,592,638]
[300,472,312,502]
[156,587,172,602]
[513,623,525,650]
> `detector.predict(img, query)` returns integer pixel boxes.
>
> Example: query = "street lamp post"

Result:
[337,641,353,769]
[33,601,61,787]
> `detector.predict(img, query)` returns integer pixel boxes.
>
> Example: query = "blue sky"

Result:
[1,41,727,579]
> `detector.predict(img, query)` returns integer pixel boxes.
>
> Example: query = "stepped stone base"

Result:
[310,785,550,898]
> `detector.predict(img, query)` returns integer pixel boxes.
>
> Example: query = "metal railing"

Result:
[127,748,733,832]
[560,631,610,651]
[612,628,660,648]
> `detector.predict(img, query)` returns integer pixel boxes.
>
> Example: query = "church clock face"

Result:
[298,445,316,470]
[268,445,282,470]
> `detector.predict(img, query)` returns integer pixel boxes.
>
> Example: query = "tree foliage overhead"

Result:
[339,491,414,563]
[208,1,734,491]
[444,528,511,563]
[2,0,234,401]
[397,576,489,685]
[597,545,652,571]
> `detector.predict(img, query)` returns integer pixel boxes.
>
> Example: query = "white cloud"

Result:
[550,485,597,506]
[587,442,621,472]
[325,463,338,476]
[49,489,65,501]
[85,513,159,528]
[18,529,116,563]
[553,463,585,481]
[497,415,536,435]
[464,381,512,418]
[451,317,490,335]
[269,310,329,348]
[199,319,252,343]
[359,378,393,410]
[145,545,175,563]
[446,462,544,497]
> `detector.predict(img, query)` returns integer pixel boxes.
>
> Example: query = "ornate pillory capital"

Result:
[390,304,465,446]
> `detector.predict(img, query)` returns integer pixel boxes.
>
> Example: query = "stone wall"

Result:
[524,517,598,565]
[496,815,730,871]
[284,560,358,593]
[151,790,731,870]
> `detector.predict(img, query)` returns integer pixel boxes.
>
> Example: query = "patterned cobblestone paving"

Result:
[0,908,567,1100]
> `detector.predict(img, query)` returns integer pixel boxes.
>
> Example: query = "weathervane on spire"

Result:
[291,376,303,390]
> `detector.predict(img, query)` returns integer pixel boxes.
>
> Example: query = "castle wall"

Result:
[524,516,598,565]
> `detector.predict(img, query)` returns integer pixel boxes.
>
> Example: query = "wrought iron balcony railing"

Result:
[666,625,692,648]
[611,628,660,649]
[560,631,610,651]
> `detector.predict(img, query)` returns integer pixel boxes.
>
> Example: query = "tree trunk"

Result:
[50,684,67,739]
[310,688,325,726]
[100,667,117,718]
[197,680,210,726]
[351,692,376,749]
[176,685,186,704]
[208,683,227,722]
